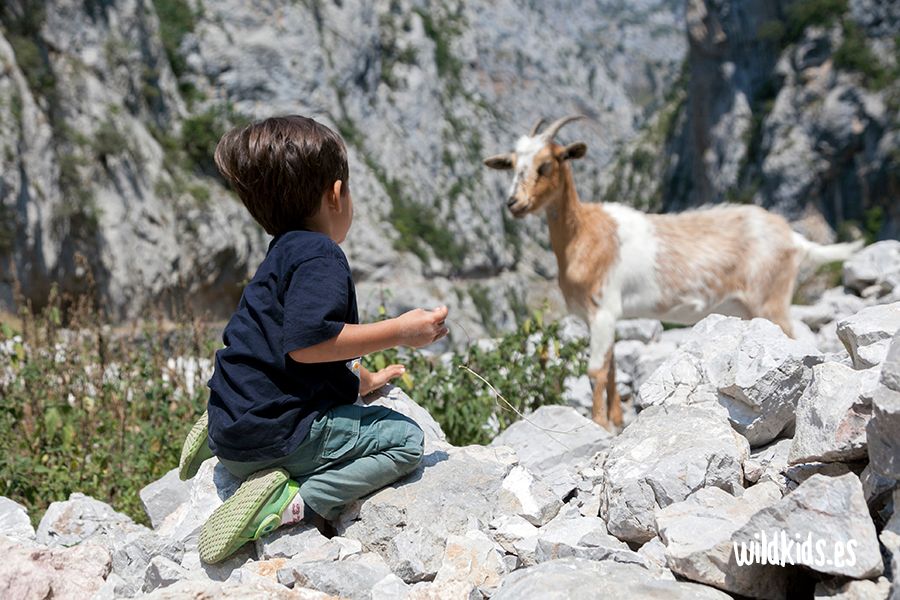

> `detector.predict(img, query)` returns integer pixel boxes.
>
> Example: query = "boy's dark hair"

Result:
[214,115,349,236]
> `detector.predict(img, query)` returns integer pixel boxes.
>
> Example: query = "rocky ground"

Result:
[2,247,899,599]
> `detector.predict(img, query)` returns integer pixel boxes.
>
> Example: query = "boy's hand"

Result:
[360,364,405,397]
[396,306,450,348]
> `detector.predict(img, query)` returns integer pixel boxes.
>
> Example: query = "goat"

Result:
[483,115,862,430]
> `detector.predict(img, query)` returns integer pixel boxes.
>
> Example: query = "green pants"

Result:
[218,403,424,520]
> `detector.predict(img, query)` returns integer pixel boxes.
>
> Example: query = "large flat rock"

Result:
[335,443,518,582]
[656,483,787,599]
[789,362,880,464]
[639,314,823,446]
[490,405,611,484]
[732,473,882,579]
[600,403,749,544]
[836,302,900,369]
[492,557,732,600]
[868,331,900,479]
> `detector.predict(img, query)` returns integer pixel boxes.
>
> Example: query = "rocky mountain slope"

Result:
[0,0,684,337]
[603,0,899,242]
[2,241,899,599]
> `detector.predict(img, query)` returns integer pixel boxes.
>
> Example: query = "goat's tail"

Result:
[792,232,864,270]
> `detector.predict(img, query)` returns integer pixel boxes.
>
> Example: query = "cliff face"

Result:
[0,0,685,332]
[605,0,899,243]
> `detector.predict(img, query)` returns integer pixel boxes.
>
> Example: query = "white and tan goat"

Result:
[484,115,862,429]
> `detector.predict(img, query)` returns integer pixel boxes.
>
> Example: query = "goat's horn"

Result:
[542,115,585,140]
[529,118,546,136]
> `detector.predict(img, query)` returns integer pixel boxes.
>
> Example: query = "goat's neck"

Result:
[547,165,586,260]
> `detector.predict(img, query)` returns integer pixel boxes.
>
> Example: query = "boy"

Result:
[183,115,449,564]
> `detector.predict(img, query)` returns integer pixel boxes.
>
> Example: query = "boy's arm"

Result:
[289,306,449,364]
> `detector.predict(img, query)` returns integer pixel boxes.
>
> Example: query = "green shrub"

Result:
[180,105,250,175]
[0,289,214,526]
[152,0,197,78]
[834,21,893,89]
[1,294,585,524]
[367,310,587,446]
[91,119,129,160]
[784,0,847,44]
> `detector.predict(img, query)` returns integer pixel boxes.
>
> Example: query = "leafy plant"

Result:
[366,310,587,446]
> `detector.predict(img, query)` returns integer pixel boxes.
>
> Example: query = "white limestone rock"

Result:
[639,314,823,447]
[600,402,749,543]
[0,497,35,541]
[743,438,792,491]
[489,514,539,567]
[836,302,900,369]
[868,331,900,479]
[498,465,562,527]
[36,492,145,549]
[0,536,111,600]
[336,443,517,582]
[843,240,900,295]
[139,468,192,530]
[655,483,787,599]
[616,319,664,343]
[371,573,412,600]
[731,473,883,579]
[276,551,392,596]
[815,577,892,599]
[255,524,331,561]
[492,558,733,600]
[142,555,192,593]
[533,507,648,568]
[789,363,880,464]
[434,530,509,596]
[490,405,611,500]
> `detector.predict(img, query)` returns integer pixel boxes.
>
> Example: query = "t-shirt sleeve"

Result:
[282,256,351,355]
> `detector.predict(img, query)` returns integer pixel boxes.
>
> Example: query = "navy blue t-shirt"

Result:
[207,230,360,462]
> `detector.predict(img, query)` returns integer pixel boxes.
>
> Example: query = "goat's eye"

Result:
[537,162,553,177]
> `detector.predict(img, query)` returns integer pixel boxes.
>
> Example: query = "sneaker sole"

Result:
[178,411,213,481]
[198,468,289,564]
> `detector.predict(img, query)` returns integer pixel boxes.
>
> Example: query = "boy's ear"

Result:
[329,180,343,211]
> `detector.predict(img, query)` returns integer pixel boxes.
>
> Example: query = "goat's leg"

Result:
[588,310,616,430]
[758,259,798,338]
[605,347,623,427]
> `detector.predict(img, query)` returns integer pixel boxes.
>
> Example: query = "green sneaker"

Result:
[178,411,213,481]
[198,468,300,564]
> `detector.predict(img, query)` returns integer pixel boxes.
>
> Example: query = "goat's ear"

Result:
[483,153,514,170]
[559,142,587,161]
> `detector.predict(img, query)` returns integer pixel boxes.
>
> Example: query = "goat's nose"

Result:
[506,197,516,208]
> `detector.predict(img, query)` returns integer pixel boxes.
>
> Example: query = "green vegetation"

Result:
[1,293,586,524]
[0,286,214,526]
[180,105,251,175]
[783,0,848,45]
[152,0,197,79]
[834,22,896,90]
[91,118,132,162]
[469,284,495,333]
[601,67,688,211]
[415,7,463,87]
[377,167,467,269]
[367,309,587,446]
[377,8,418,89]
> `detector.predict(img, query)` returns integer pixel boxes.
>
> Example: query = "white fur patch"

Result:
[509,135,545,198]
[600,204,662,319]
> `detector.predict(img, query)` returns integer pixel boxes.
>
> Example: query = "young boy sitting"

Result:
[183,115,450,564]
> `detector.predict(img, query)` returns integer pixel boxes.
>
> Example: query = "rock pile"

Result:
[1,243,899,599]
